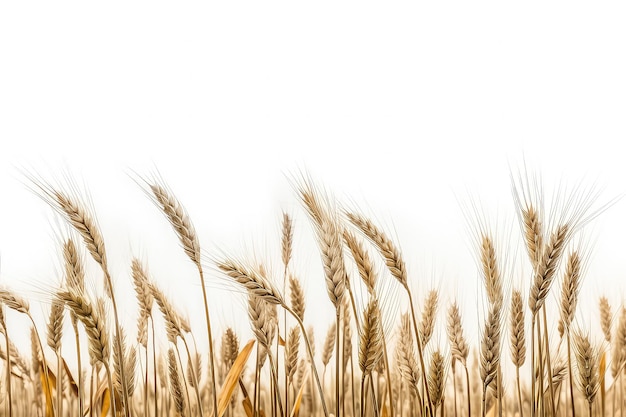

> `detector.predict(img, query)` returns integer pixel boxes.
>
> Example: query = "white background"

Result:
[1,3,626,362]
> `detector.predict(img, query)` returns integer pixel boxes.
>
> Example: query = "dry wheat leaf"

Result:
[100,388,110,417]
[216,339,255,417]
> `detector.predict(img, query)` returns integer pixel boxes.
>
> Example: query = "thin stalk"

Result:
[285,305,330,417]
[143,344,149,417]
[361,375,367,417]
[464,364,471,417]
[57,352,63,417]
[453,364,458,417]
[350,351,357,417]
[197,268,219,417]
[336,310,341,417]
[516,366,524,417]
[341,352,346,417]
[619,370,624,417]
[29,315,54,417]
[497,366,503,417]
[612,375,616,417]
[72,320,84,417]
[542,307,556,417]
[267,352,285,417]
[254,348,260,417]
[180,336,204,417]
[371,375,380,417]
[481,386,487,417]
[104,278,130,417]
[90,366,95,417]
[531,315,536,417]
[382,337,395,417]
[566,331,576,417]
[151,318,158,417]
[3,324,13,417]
[407,290,435,417]
[536,316,545,416]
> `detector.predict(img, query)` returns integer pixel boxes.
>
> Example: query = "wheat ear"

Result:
[509,290,526,417]
[427,350,446,412]
[599,297,612,344]
[147,181,217,415]
[419,289,439,349]
[447,301,472,417]
[346,211,434,417]
[480,301,502,417]
[573,331,599,415]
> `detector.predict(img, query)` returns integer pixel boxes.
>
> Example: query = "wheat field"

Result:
[0,171,623,417]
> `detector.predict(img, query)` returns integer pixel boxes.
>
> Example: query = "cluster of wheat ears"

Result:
[0,172,624,417]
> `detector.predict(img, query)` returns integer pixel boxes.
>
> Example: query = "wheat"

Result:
[559,251,581,331]
[286,326,301,382]
[480,301,502,394]
[298,182,346,308]
[573,331,599,407]
[447,302,469,365]
[521,206,544,270]
[343,230,376,295]
[529,224,569,314]
[289,274,306,323]
[46,297,64,352]
[168,348,186,416]
[428,350,446,410]
[358,298,383,376]
[396,313,420,393]
[149,282,183,344]
[481,235,503,306]
[321,322,337,368]
[509,290,526,368]
[217,258,284,305]
[282,212,293,270]
[420,289,439,349]
[346,212,407,289]
[0,288,30,315]
[57,288,110,366]
[599,296,612,344]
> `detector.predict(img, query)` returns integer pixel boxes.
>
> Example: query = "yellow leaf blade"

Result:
[216,339,255,417]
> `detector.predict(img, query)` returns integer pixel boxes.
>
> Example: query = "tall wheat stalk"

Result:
[145,180,219,416]
[346,211,434,417]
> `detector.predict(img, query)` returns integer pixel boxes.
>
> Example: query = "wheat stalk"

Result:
[146,180,218,415]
